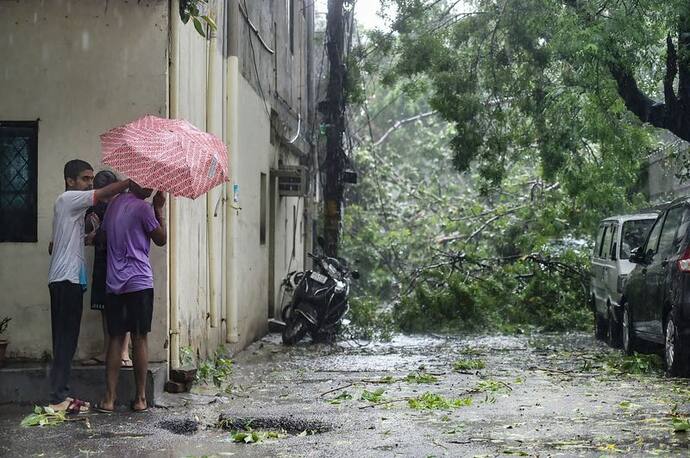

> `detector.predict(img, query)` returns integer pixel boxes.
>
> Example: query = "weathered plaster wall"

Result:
[0,0,170,361]
[170,0,227,361]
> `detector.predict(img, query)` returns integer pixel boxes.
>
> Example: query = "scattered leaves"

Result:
[361,388,386,404]
[21,406,66,427]
[408,392,472,410]
[453,359,486,371]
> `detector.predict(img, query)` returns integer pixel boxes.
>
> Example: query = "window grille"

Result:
[0,121,38,242]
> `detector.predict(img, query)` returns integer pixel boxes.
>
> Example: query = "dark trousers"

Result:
[48,281,83,404]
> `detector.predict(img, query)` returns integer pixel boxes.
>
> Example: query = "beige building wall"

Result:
[169,0,227,361]
[0,0,170,361]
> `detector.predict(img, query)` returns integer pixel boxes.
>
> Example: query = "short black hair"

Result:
[94,170,117,189]
[64,159,93,181]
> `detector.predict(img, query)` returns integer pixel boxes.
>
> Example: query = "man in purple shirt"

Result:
[96,181,166,413]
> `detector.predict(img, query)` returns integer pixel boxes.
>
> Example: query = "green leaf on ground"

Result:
[453,359,486,371]
[21,406,66,427]
[405,371,438,384]
[329,391,353,404]
[408,392,472,410]
[361,388,386,404]
[672,418,690,433]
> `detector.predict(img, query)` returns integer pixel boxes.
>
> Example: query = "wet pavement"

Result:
[2,332,690,457]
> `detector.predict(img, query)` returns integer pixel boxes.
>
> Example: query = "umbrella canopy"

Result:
[100,115,229,199]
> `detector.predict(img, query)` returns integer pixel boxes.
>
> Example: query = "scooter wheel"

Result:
[282,316,309,345]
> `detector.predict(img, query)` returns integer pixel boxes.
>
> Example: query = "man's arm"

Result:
[150,191,167,247]
[94,179,130,203]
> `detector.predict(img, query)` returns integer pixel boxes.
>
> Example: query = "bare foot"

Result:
[95,399,115,413]
[131,398,148,412]
[49,398,90,413]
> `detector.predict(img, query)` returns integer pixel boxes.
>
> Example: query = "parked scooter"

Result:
[281,242,359,345]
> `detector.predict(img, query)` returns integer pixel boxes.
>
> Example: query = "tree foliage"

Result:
[341,0,690,336]
[367,0,688,188]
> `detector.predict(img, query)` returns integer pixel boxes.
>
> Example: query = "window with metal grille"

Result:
[0,121,38,242]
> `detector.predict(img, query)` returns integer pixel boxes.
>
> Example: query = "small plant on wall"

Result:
[179,0,217,38]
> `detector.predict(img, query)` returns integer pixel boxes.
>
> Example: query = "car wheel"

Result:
[608,308,622,348]
[622,304,635,356]
[594,309,607,341]
[665,310,688,377]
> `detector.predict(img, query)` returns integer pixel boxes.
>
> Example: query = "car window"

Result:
[621,218,655,259]
[645,216,664,256]
[594,224,605,258]
[608,224,619,260]
[658,207,685,257]
[671,207,690,255]
[600,225,613,259]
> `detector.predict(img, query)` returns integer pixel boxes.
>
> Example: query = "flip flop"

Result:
[93,403,115,414]
[66,399,90,414]
[130,401,149,413]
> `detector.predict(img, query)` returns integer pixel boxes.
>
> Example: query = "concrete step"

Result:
[0,361,167,406]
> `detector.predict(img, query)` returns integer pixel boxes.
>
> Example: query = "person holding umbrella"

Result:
[95,181,166,413]
[95,114,228,412]
[47,160,130,414]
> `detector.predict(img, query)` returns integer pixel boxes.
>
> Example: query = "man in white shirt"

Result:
[47,160,129,413]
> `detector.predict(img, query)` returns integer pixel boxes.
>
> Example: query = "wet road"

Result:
[2,332,690,457]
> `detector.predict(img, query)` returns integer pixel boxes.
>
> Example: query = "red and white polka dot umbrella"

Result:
[100,115,228,199]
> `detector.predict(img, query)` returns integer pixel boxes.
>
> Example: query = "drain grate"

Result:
[217,414,331,434]
[157,418,200,435]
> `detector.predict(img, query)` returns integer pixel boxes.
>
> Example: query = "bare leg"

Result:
[121,332,132,365]
[131,333,148,410]
[101,310,110,358]
[101,334,126,410]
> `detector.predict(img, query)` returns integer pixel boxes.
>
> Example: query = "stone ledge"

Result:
[0,362,167,406]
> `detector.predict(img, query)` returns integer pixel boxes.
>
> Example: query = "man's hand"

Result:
[94,178,130,203]
[153,191,166,210]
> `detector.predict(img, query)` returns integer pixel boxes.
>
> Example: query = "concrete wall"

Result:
[169,0,227,361]
[648,135,690,204]
[0,0,170,361]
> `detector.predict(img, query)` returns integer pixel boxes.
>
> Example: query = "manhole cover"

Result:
[217,414,331,434]
[158,418,199,435]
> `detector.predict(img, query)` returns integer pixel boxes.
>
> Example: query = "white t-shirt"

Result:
[47,190,96,285]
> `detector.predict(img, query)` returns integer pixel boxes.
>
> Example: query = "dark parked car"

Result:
[622,199,690,376]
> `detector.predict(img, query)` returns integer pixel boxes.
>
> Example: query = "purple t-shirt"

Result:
[103,192,160,294]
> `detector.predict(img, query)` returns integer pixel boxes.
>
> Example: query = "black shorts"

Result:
[105,289,154,336]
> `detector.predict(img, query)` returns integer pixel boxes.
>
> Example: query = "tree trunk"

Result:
[609,7,690,142]
[323,0,347,257]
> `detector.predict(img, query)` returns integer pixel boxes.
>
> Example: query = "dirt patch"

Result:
[157,418,200,435]
[217,414,332,434]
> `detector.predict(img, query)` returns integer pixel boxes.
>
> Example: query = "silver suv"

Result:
[591,213,657,346]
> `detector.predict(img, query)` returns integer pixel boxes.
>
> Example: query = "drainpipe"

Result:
[206,2,219,329]
[168,0,181,369]
[225,0,240,343]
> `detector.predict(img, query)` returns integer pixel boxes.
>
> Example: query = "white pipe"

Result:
[168,0,181,369]
[225,0,240,343]
[219,1,228,340]
[206,3,219,329]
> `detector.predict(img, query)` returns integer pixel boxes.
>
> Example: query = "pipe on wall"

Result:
[225,0,240,343]
[206,1,219,329]
[168,0,181,369]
